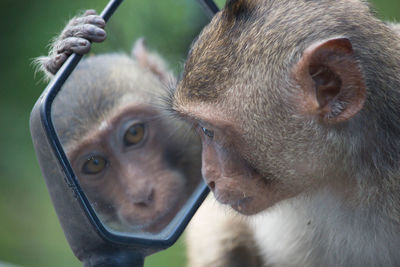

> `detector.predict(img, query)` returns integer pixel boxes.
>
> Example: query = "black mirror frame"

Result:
[30,0,218,266]
[197,0,219,18]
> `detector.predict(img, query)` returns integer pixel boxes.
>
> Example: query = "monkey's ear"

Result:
[293,38,366,123]
[131,38,173,84]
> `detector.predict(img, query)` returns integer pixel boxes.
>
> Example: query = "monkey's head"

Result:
[53,40,202,232]
[173,0,400,215]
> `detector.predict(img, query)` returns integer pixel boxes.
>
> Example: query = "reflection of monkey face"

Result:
[51,52,202,233]
[68,106,195,233]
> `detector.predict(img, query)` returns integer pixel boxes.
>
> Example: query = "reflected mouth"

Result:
[115,193,183,233]
[113,205,174,233]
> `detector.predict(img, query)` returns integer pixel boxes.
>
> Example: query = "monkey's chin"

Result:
[230,197,259,215]
[213,190,261,216]
[212,177,282,216]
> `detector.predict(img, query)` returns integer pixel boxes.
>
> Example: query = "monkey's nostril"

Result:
[208,181,216,190]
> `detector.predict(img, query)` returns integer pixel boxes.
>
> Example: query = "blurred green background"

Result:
[0,0,398,266]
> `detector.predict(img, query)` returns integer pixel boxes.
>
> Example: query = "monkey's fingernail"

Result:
[84,9,96,15]
[96,29,106,37]
[94,18,105,26]
[79,40,88,46]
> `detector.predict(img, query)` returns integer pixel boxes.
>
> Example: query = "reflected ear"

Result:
[292,38,366,123]
[131,37,149,61]
[131,38,173,84]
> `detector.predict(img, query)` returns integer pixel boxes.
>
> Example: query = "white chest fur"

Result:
[249,188,400,267]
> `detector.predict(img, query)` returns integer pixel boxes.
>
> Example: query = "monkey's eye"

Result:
[124,123,145,146]
[82,155,107,175]
[201,127,214,139]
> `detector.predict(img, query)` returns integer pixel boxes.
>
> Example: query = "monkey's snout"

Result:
[131,187,154,207]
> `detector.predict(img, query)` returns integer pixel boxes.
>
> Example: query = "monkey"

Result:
[389,23,400,36]
[172,0,400,266]
[186,195,263,267]
[36,10,107,78]
[36,10,203,233]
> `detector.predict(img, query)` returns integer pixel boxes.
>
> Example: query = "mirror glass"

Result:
[50,0,209,236]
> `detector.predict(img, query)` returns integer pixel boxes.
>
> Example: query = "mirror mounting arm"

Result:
[197,0,219,19]
[83,250,144,267]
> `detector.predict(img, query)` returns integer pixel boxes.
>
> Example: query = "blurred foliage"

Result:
[0,0,398,267]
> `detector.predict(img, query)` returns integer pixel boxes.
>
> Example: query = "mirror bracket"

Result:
[30,0,217,265]
[83,250,145,267]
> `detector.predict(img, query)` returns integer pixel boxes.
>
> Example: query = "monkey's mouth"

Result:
[213,187,254,212]
[210,173,275,215]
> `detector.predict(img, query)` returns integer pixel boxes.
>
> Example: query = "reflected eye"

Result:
[124,123,145,146]
[82,155,107,175]
[201,127,214,139]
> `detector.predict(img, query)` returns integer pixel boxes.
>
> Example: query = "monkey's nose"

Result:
[208,181,216,191]
[201,164,218,191]
[131,187,154,207]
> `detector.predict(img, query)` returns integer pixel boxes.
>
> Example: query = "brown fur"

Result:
[175,0,400,266]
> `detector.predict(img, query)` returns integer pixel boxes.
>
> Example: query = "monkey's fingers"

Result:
[55,37,92,55]
[83,9,97,16]
[70,14,106,29]
[40,53,68,75]
[62,23,106,43]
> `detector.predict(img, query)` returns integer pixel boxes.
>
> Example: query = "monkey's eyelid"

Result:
[201,127,214,138]
[170,108,199,124]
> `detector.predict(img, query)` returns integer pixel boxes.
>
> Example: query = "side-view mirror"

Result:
[30,0,218,266]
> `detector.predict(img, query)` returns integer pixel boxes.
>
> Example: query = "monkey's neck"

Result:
[250,186,400,267]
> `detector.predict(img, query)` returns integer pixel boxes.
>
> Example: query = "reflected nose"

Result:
[127,182,154,206]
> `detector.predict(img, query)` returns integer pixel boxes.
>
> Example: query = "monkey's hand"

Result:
[35,10,106,79]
